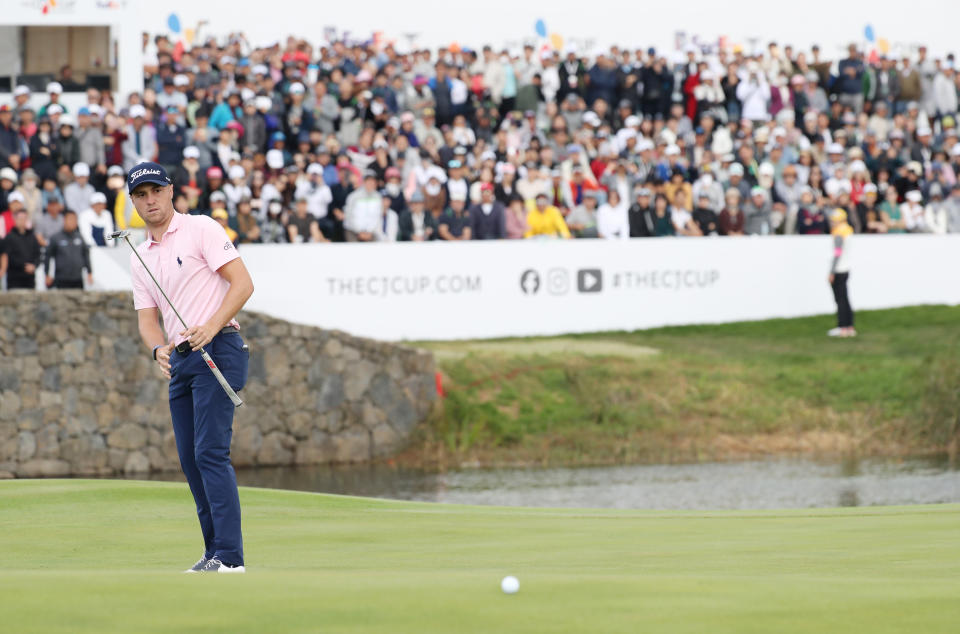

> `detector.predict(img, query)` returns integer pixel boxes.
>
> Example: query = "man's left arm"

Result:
[181,258,254,351]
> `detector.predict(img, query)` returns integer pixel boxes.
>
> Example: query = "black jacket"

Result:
[628,203,655,237]
[44,228,90,281]
[398,208,437,241]
[468,202,505,239]
[3,227,41,283]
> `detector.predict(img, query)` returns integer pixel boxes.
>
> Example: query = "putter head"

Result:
[107,230,131,240]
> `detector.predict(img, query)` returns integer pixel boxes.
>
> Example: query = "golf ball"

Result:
[501,575,519,594]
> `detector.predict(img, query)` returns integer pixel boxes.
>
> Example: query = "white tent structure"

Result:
[0,1,141,108]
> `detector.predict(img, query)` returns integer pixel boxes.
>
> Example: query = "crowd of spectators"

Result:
[2,31,960,283]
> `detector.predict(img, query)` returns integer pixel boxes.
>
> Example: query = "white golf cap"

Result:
[664,144,681,156]
[827,142,844,154]
[7,190,24,204]
[182,145,200,159]
[252,64,269,76]
[46,104,63,115]
[288,82,305,94]
[864,183,878,194]
[266,149,285,170]
[58,115,76,128]
[906,190,922,202]
[255,95,273,112]
[951,145,960,157]
[758,162,775,176]
[89,192,107,205]
[73,162,90,177]
[228,165,246,180]
[88,104,104,117]
[848,159,867,173]
[107,165,125,177]
[241,87,256,103]
[728,163,744,176]
[1,167,19,183]
[306,162,324,175]
[917,127,932,136]
[129,104,146,118]
[173,74,190,87]
[46,81,63,94]
[13,85,30,97]
[624,115,641,127]
[637,138,654,152]
[210,191,227,202]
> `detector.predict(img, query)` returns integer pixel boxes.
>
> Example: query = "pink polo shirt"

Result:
[131,212,240,345]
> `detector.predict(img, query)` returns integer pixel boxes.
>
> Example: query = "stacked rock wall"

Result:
[0,291,436,478]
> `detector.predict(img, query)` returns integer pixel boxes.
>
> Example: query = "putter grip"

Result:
[200,349,244,407]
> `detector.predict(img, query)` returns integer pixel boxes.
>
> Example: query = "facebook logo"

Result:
[577,269,603,293]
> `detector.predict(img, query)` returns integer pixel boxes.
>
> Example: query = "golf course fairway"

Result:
[1,479,958,633]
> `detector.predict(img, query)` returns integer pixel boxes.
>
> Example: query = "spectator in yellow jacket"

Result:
[525,193,571,239]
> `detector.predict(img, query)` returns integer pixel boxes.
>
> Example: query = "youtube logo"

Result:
[577,268,603,293]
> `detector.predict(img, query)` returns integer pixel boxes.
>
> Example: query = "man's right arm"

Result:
[137,308,173,379]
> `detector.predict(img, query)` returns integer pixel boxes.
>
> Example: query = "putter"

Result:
[108,230,244,408]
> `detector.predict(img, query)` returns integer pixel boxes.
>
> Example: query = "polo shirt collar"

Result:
[147,211,184,247]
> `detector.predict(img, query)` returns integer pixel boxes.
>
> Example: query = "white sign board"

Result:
[91,235,960,341]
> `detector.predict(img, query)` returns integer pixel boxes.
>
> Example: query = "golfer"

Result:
[827,207,855,338]
[126,162,254,573]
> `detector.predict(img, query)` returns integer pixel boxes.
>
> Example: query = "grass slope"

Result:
[1,480,959,633]
[414,306,960,465]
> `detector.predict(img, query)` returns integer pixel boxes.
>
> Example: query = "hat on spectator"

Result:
[127,161,172,192]
[758,162,775,176]
[448,159,462,169]
[951,145,960,157]
[907,161,923,175]
[728,163,744,176]
[107,165,125,177]
[77,106,91,116]
[479,182,494,192]
[905,190,922,202]
[252,64,268,76]
[385,167,401,180]
[636,138,654,152]
[916,126,932,137]
[848,160,867,173]
[409,189,425,203]
[14,85,30,97]
[288,82,306,94]
[211,208,229,220]
[129,104,147,119]
[266,150,285,170]
[7,190,25,205]
[0,167,18,183]
[929,183,943,198]
[19,168,37,182]
[624,115,641,128]
[173,74,190,87]
[182,146,200,160]
[664,144,681,156]
[750,186,766,198]
[306,163,324,175]
[210,191,227,202]
[58,115,76,128]
[206,166,224,179]
[449,189,467,202]
[220,55,237,65]
[72,162,90,177]
[863,184,878,195]
[89,192,107,205]
[255,96,273,112]
[267,200,283,215]
[842,112,857,125]
[906,101,919,111]
[46,81,63,94]
[228,165,246,180]
[363,170,378,180]
[635,186,652,196]
[827,142,844,155]
[582,111,601,127]
[46,104,63,116]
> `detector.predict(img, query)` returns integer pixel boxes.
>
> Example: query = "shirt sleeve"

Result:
[130,252,158,310]
[197,214,241,272]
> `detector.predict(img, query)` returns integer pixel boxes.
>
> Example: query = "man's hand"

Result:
[45,275,54,288]
[180,322,219,351]
[24,263,36,274]
[828,274,835,284]
[86,272,93,286]
[156,342,175,379]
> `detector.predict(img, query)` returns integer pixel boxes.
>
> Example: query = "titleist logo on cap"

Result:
[130,168,165,180]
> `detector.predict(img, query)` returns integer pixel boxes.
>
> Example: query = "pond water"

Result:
[130,456,960,510]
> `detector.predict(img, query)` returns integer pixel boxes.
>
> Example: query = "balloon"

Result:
[183,28,195,45]
[535,19,547,38]
[550,33,564,51]
[167,13,181,34]
[449,42,461,54]
[878,38,890,54]
[868,49,879,64]
[863,24,874,42]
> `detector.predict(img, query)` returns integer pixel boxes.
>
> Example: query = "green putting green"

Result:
[1,479,958,633]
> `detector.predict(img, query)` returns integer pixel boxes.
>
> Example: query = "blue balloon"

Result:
[864,24,875,42]
[168,13,181,34]
[535,19,547,38]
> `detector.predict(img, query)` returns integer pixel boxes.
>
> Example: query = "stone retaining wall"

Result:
[0,291,436,478]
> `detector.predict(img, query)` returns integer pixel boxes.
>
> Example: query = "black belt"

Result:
[175,326,239,356]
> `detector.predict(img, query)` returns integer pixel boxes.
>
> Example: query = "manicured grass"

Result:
[413,306,960,465]
[0,480,958,633]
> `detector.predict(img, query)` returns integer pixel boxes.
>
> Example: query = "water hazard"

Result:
[131,456,960,510]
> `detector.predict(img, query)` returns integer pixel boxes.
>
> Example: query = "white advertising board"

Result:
[90,235,960,341]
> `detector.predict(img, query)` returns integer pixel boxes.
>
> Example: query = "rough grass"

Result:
[409,306,960,467]
[1,480,959,634]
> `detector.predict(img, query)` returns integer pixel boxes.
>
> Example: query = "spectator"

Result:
[719,188,746,235]
[438,191,472,241]
[693,191,720,235]
[469,183,505,240]
[902,189,928,232]
[211,207,239,244]
[121,105,157,170]
[43,210,92,289]
[399,190,436,241]
[35,197,65,245]
[945,184,960,232]
[744,187,773,235]
[286,196,323,243]
[260,200,287,244]
[2,206,40,289]
[504,194,529,240]
[525,192,570,238]
[651,193,676,236]
[232,198,261,244]
[795,187,827,234]
[15,168,41,222]
[0,105,19,170]
[671,189,700,235]
[78,192,113,246]
[924,184,948,234]
[836,44,866,112]
[596,189,630,240]
[343,172,382,242]
[64,162,95,215]
[879,185,907,233]
[567,189,600,238]
[75,107,105,169]
[57,116,81,168]
[29,117,59,182]
[296,163,335,231]
[374,192,400,242]
[628,186,655,237]
[156,106,187,173]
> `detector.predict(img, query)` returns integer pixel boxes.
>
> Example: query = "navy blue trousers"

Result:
[168,331,248,566]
